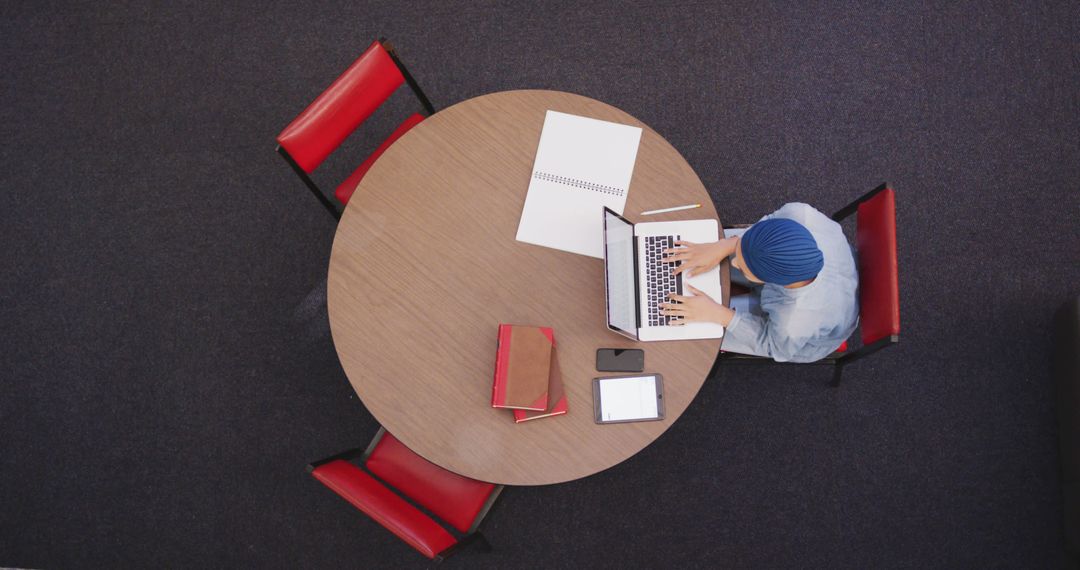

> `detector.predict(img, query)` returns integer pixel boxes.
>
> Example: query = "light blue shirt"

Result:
[723,203,859,363]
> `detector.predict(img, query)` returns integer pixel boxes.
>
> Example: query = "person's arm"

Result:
[661,286,811,361]
[661,285,734,325]
[723,310,808,363]
[662,237,738,277]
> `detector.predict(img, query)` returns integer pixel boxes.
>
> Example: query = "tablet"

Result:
[592,374,665,424]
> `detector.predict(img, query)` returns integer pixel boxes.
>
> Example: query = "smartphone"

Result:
[596,348,645,373]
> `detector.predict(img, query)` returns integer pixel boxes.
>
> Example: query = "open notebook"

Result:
[516,111,643,258]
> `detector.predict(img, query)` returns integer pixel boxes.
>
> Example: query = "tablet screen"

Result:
[598,375,659,421]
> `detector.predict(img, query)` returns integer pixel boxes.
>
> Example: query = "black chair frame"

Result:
[713,182,899,386]
[277,37,435,221]
[307,427,504,562]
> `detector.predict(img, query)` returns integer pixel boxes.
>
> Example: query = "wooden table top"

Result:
[328,90,729,486]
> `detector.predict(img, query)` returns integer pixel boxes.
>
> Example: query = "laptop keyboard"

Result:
[645,235,682,327]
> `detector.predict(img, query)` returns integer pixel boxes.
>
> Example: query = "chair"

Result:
[277,38,434,220]
[307,427,503,561]
[715,183,900,386]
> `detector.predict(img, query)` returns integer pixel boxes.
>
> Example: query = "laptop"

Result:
[602,207,725,342]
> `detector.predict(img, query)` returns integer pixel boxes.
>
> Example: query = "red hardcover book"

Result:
[513,348,567,423]
[491,324,554,411]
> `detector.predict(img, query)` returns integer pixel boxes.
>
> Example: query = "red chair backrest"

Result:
[365,432,496,534]
[310,459,457,558]
[855,188,901,345]
[277,41,405,173]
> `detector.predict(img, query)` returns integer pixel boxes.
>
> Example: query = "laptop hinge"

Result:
[632,232,642,335]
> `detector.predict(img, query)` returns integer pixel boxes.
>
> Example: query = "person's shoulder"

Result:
[773,202,828,223]
[773,202,846,239]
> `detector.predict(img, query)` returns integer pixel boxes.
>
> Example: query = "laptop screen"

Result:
[604,209,637,335]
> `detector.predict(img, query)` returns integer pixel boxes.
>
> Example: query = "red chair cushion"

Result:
[334,113,425,205]
[366,432,496,534]
[856,188,901,344]
[277,41,405,173]
[311,460,457,559]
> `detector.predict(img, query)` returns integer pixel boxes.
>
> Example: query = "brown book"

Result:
[491,324,553,411]
[513,348,568,423]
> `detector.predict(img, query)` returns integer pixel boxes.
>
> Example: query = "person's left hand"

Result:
[660,284,734,326]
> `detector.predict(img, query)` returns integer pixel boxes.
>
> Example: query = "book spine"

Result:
[491,324,514,407]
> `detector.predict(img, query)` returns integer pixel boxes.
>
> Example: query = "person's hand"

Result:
[661,284,734,326]
[663,237,736,277]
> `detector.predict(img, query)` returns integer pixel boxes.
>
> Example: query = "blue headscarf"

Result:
[740,218,824,285]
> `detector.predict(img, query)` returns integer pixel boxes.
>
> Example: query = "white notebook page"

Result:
[515,110,643,258]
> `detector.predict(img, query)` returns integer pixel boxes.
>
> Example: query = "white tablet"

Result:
[592,374,665,424]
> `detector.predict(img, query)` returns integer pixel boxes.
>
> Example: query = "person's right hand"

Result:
[662,237,736,277]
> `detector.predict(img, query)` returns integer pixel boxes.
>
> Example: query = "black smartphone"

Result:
[596,348,645,373]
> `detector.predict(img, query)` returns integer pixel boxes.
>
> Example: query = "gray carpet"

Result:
[2,1,1078,568]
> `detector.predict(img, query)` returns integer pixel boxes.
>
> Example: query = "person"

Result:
[659,202,858,363]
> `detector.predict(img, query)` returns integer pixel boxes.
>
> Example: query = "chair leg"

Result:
[830,363,844,387]
[277,146,342,221]
[435,532,491,562]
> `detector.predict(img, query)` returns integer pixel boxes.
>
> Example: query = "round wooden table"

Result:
[328,90,729,486]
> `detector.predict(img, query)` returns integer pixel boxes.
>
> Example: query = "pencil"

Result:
[640,204,701,216]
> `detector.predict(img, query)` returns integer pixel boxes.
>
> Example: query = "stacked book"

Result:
[491,324,567,423]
